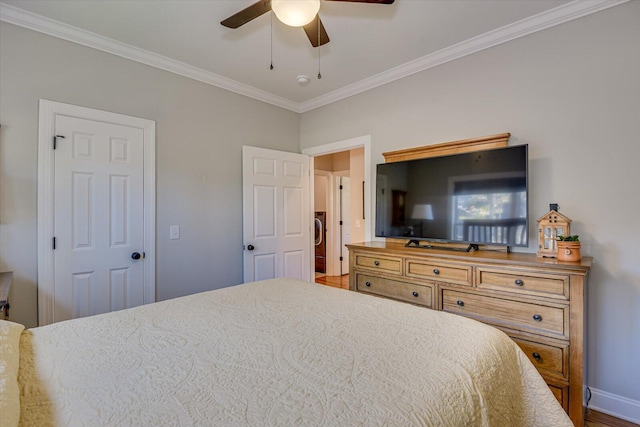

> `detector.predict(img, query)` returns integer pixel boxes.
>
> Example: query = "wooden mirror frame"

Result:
[382,132,510,163]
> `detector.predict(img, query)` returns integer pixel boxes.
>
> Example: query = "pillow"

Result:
[0,320,25,427]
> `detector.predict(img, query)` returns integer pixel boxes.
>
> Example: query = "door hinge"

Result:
[52,237,56,250]
[339,220,343,225]
[339,256,343,261]
[339,185,343,190]
[53,135,65,150]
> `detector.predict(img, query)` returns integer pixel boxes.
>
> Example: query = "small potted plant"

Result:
[556,235,581,261]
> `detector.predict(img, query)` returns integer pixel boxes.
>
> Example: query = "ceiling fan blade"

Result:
[324,0,395,3]
[303,16,330,48]
[221,1,272,29]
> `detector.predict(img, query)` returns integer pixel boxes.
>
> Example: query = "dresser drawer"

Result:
[354,253,402,274]
[547,382,569,411]
[476,268,569,300]
[511,336,568,380]
[405,259,472,286]
[356,273,433,308]
[442,290,569,339]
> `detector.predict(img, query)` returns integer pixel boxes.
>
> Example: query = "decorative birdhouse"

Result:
[537,207,572,258]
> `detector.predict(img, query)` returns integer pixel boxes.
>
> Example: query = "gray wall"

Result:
[0,23,300,328]
[301,1,640,404]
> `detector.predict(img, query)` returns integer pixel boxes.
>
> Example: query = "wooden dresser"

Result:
[347,241,591,427]
[0,271,13,320]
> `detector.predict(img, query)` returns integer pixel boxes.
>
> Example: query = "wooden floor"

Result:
[314,275,638,427]
[585,409,640,427]
[314,273,349,290]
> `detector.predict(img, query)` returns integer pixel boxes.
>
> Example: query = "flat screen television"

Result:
[375,145,528,249]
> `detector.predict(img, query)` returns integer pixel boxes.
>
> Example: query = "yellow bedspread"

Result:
[11,278,571,426]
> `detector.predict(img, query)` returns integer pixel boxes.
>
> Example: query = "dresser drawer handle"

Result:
[433,269,440,275]
[374,261,380,266]
[456,300,464,307]
[533,314,542,322]
[365,281,371,287]
[412,291,419,298]
[515,279,524,286]
[532,352,542,361]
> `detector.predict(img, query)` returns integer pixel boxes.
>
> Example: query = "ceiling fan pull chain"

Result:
[317,16,322,79]
[270,11,274,70]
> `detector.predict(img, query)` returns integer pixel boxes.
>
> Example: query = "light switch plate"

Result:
[169,225,180,240]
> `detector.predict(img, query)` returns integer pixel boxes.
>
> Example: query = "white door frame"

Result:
[37,99,156,326]
[303,135,373,275]
[332,171,350,276]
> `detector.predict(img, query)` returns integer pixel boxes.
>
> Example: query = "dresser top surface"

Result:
[347,242,592,272]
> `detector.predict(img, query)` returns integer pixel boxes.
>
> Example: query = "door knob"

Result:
[247,244,255,251]
[131,252,141,260]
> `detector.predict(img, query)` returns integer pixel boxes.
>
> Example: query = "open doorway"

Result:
[303,135,372,289]
[309,147,366,289]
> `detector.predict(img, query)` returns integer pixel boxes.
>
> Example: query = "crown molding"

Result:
[1,0,629,114]
[0,2,300,112]
[298,0,630,112]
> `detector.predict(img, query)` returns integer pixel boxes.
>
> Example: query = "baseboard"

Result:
[587,387,640,424]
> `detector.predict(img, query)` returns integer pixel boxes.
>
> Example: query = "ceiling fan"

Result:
[221,0,395,48]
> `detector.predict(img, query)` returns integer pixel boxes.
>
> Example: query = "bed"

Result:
[1,278,572,426]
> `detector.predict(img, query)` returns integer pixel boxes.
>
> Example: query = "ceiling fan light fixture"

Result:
[271,0,320,27]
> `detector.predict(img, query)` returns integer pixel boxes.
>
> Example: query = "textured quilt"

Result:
[9,278,571,426]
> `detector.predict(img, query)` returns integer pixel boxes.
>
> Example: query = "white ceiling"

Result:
[0,0,626,112]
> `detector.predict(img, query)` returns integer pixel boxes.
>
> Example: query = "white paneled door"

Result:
[242,146,311,283]
[52,115,145,322]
